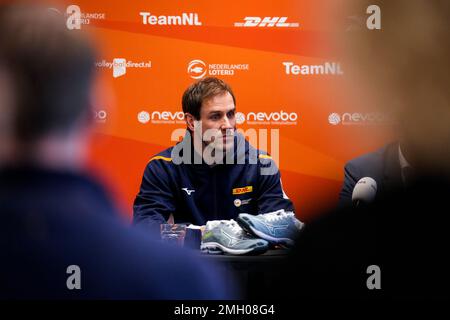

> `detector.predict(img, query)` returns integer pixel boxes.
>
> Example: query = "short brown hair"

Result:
[0,3,96,142]
[182,77,236,120]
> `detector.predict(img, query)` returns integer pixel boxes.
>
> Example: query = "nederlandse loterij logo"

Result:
[234,17,300,28]
[95,58,152,78]
[233,111,298,126]
[187,60,207,79]
[187,59,250,79]
[283,61,344,76]
[328,113,341,125]
[140,12,202,26]
[65,5,106,30]
[328,112,394,126]
[138,111,150,124]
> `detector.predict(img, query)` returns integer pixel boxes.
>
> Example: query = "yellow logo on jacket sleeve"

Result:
[232,186,253,195]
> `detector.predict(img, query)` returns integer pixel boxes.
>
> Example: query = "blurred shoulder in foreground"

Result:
[278,0,450,300]
[0,2,234,299]
[280,176,450,299]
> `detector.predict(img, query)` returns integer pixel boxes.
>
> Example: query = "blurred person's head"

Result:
[0,2,96,169]
[342,0,450,177]
[182,77,237,152]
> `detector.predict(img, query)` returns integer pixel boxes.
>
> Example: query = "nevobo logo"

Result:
[328,113,341,125]
[329,112,393,126]
[138,110,185,124]
[235,112,246,125]
[138,111,150,124]
[235,111,298,125]
[93,110,107,123]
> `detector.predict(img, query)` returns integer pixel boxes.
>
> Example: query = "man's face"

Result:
[198,91,236,150]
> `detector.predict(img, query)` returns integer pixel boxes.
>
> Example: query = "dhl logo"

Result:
[232,186,253,195]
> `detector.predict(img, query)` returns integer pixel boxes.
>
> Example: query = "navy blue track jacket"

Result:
[133,132,295,232]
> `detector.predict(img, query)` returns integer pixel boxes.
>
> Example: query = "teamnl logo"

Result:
[234,17,300,28]
[235,111,298,126]
[138,110,185,125]
[283,61,344,76]
[140,12,202,26]
[95,58,152,78]
[65,5,106,30]
[187,60,250,80]
[328,112,394,126]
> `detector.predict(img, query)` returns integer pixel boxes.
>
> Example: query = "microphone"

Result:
[352,177,377,207]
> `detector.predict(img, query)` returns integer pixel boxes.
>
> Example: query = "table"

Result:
[198,249,290,299]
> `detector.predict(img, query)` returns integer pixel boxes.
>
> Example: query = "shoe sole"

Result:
[200,242,268,255]
[237,217,295,247]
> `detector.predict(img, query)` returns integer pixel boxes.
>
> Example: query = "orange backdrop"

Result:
[53,0,392,222]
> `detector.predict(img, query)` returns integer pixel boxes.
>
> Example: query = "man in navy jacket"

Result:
[133,78,295,231]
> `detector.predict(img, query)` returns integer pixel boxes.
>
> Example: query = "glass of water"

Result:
[160,224,187,247]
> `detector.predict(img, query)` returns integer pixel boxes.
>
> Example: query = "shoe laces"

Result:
[223,220,244,235]
[206,220,223,229]
[208,219,244,236]
[263,210,294,222]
